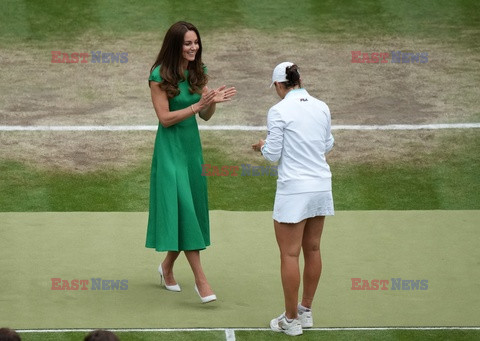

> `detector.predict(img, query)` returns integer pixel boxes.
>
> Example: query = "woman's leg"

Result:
[274,219,306,320]
[161,251,181,286]
[184,250,214,297]
[301,216,325,308]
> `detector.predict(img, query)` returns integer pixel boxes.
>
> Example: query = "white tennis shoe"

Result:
[270,313,303,336]
[298,307,313,328]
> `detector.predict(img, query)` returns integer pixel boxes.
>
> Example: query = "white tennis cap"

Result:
[270,61,294,87]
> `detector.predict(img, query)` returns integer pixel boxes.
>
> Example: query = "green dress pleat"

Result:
[145,66,210,251]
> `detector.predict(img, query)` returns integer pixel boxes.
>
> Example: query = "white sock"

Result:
[298,304,311,312]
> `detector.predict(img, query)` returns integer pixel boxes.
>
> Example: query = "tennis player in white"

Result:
[252,62,334,336]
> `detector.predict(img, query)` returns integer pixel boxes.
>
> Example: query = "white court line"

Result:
[333,123,480,130]
[17,326,480,332]
[225,328,236,340]
[0,123,479,131]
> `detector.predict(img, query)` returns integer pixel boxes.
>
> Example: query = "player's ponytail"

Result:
[284,64,301,88]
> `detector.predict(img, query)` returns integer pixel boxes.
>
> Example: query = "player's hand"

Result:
[252,139,265,152]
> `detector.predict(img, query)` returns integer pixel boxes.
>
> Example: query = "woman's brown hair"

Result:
[150,21,208,98]
[283,64,301,88]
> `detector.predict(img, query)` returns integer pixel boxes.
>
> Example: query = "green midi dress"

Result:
[145,65,210,251]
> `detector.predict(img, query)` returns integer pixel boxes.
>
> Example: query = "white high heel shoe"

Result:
[194,284,216,303]
[158,265,181,292]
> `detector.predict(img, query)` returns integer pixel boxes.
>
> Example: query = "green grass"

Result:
[235,329,480,341]
[15,329,480,340]
[333,162,480,210]
[203,145,276,211]
[1,130,479,211]
[17,331,226,341]
[0,160,150,211]
[1,0,479,47]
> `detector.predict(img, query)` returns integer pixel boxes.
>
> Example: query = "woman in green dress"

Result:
[146,21,236,303]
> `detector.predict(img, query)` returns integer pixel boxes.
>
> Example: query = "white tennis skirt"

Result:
[273,191,334,224]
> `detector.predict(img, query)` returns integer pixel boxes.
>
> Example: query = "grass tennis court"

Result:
[12,329,480,341]
[1,211,480,339]
[1,0,479,340]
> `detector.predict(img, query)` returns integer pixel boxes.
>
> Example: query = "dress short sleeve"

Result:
[149,65,162,83]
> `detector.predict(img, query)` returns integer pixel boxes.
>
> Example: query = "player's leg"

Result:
[301,215,325,308]
[274,219,307,319]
